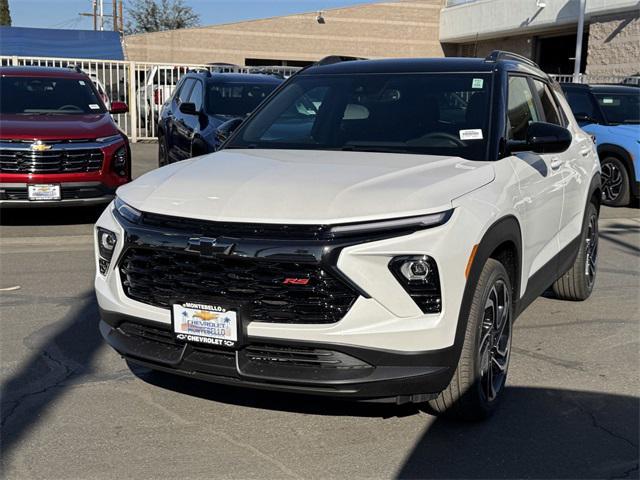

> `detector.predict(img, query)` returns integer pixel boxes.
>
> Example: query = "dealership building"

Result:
[124,0,639,77]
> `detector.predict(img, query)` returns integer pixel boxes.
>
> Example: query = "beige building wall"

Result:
[448,36,533,59]
[586,10,640,76]
[124,0,445,65]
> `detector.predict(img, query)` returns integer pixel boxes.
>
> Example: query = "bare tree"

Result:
[0,0,11,26]
[125,0,199,34]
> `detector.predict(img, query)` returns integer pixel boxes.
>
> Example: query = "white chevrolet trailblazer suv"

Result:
[95,52,601,420]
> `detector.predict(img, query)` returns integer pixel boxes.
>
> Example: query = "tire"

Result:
[552,202,599,301]
[428,259,513,421]
[158,134,169,167]
[601,156,631,207]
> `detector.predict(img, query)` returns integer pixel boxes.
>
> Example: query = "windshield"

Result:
[593,92,640,125]
[226,73,492,160]
[0,76,106,115]
[206,82,278,117]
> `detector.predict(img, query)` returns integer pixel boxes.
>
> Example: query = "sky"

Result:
[9,0,375,30]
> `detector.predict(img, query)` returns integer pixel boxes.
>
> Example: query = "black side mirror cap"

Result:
[215,117,244,146]
[179,102,198,115]
[507,122,572,155]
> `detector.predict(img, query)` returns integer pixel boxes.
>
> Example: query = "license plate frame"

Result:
[28,184,61,201]
[171,301,242,350]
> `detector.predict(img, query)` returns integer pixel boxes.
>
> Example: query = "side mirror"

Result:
[215,118,243,146]
[110,101,128,114]
[179,102,198,115]
[507,122,572,155]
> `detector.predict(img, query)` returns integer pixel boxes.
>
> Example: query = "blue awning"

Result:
[0,26,124,60]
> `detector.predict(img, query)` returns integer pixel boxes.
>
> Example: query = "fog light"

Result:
[400,258,430,281]
[389,255,441,313]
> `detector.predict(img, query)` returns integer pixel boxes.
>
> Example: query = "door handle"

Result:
[550,157,563,170]
[580,149,591,157]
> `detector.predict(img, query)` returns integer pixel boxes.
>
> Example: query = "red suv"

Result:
[0,67,131,207]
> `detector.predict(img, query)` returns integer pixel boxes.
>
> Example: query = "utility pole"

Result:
[112,0,117,31]
[573,0,587,82]
[79,1,98,30]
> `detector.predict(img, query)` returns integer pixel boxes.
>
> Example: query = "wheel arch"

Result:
[442,215,523,380]
[597,143,636,197]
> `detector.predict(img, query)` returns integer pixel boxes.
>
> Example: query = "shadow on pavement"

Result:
[0,294,103,456]
[136,370,638,478]
[0,205,105,226]
[397,387,639,479]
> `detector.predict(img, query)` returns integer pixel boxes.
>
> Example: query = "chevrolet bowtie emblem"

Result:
[30,141,52,152]
[186,237,234,257]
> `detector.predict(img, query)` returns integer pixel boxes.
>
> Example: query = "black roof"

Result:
[560,83,640,93]
[300,56,547,78]
[185,71,283,84]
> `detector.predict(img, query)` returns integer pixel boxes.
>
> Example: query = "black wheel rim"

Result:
[585,211,598,288]
[478,279,511,403]
[601,161,623,202]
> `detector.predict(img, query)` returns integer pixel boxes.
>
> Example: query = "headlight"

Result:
[97,227,117,275]
[114,197,141,223]
[96,134,122,143]
[112,146,128,176]
[389,255,441,314]
[330,210,452,237]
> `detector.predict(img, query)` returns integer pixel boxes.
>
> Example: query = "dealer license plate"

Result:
[28,184,61,201]
[172,302,238,348]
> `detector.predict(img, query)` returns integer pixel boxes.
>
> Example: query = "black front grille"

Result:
[119,247,358,324]
[244,344,370,369]
[0,148,103,173]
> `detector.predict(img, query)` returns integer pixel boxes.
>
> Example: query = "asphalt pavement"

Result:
[1,143,638,479]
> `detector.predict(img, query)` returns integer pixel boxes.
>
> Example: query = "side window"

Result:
[533,79,562,125]
[177,78,195,104]
[564,89,598,121]
[188,80,203,110]
[259,86,330,142]
[507,76,540,141]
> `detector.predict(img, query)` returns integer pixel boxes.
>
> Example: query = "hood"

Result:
[606,124,639,140]
[0,113,118,140]
[118,149,495,224]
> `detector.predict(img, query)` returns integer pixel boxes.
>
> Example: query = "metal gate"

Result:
[1,55,300,142]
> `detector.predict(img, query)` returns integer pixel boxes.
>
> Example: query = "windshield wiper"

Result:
[340,145,412,154]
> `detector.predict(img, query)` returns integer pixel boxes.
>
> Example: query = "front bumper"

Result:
[0,182,115,208]
[99,309,454,400]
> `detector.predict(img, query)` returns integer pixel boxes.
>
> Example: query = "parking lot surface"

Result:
[1,144,638,479]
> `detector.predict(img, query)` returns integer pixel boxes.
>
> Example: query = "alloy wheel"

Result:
[478,279,512,402]
[601,161,623,202]
[584,211,599,288]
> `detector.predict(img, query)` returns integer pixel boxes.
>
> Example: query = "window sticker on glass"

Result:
[472,78,484,89]
[79,80,86,85]
[89,104,100,110]
[460,129,483,140]
[601,98,614,104]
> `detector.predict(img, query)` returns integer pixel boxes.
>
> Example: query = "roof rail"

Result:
[485,50,539,69]
[67,64,84,74]
[187,68,211,77]
[315,55,366,67]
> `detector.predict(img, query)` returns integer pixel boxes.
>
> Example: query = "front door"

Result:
[506,75,564,283]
